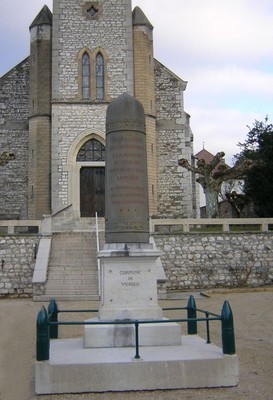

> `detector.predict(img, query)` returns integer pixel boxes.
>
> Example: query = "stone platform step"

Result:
[47,274,98,281]
[46,275,98,282]
[35,335,239,394]
[45,287,98,294]
[34,294,100,302]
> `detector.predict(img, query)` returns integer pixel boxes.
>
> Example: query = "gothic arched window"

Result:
[77,139,105,162]
[82,52,90,99]
[96,53,104,100]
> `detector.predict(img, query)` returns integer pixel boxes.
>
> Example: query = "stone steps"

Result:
[45,288,98,295]
[43,232,104,301]
[47,266,98,272]
[45,280,98,288]
[37,294,100,302]
[47,272,97,279]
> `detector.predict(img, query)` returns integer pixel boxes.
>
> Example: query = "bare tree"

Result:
[178,152,254,218]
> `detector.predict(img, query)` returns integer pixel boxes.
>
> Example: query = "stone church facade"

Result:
[0,0,198,224]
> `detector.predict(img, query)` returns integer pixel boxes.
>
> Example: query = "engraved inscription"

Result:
[120,269,141,288]
[108,136,146,202]
[106,221,148,232]
[106,120,145,133]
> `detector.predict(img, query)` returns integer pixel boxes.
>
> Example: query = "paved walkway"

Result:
[1,290,272,400]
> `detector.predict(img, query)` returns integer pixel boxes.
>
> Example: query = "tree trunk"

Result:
[204,188,219,218]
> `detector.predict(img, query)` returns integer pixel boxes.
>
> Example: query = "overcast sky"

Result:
[1,0,272,164]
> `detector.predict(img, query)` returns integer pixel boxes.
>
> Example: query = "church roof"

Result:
[195,148,230,169]
[29,5,52,29]
[195,148,215,164]
[132,6,153,29]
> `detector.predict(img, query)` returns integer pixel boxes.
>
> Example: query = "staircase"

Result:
[43,232,104,301]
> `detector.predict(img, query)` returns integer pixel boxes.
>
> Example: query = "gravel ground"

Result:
[1,290,273,400]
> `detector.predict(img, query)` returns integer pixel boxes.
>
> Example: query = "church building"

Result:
[0,0,198,226]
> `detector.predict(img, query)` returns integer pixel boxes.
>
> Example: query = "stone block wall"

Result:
[28,116,51,218]
[51,0,135,216]
[0,60,29,219]
[1,231,273,298]
[0,235,39,297]
[51,103,107,214]
[133,19,157,215]
[52,0,134,100]
[28,21,52,219]
[154,60,197,218]
[154,233,273,291]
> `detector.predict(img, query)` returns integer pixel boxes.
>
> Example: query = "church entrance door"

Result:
[77,138,105,217]
[80,167,105,217]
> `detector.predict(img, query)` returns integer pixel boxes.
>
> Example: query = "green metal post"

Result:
[48,299,58,339]
[187,295,197,334]
[221,301,236,355]
[205,311,211,343]
[36,306,50,361]
[134,322,140,359]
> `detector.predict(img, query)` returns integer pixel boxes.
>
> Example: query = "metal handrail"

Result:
[37,296,235,362]
[49,304,220,345]
[95,212,102,296]
[48,316,220,359]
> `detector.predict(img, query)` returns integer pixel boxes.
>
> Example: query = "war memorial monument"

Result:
[35,94,238,394]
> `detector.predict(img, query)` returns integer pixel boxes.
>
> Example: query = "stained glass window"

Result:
[77,139,105,162]
[82,52,90,99]
[96,53,104,100]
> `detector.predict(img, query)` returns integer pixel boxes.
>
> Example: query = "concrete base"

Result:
[35,335,239,394]
[84,318,182,347]
[97,243,163,321]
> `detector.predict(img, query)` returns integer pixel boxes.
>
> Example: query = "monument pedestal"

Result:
[84,320,182,347]
[98,243,162,320]
[84,243,182,347]
[35,336,239,394]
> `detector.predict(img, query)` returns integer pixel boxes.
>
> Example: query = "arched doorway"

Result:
[77,139,105,217]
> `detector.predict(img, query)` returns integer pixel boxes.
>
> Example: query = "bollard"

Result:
[36,306,50,361]
[221,301,236,355]
[187,295,197,334]
[48,299,58,339]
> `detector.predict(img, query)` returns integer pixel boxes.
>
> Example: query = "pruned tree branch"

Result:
[178,151,257,218]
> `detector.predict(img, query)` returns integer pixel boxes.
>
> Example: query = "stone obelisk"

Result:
[85,93,181,347]
[105,92,149,244]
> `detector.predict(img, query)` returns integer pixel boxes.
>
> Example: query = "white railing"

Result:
[0,219,41,234]
[2,217,273,235]
[150,218,273,233]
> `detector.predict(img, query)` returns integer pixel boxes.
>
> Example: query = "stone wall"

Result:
[154,60,197,218]
[0,235,39,297]
[51,0,134,216]
[28,20,52,219]
[1,231,273,298]
[52,0,134,100]
[51,103,107,214]
[0,60,29,219]
[154,233,273,291]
